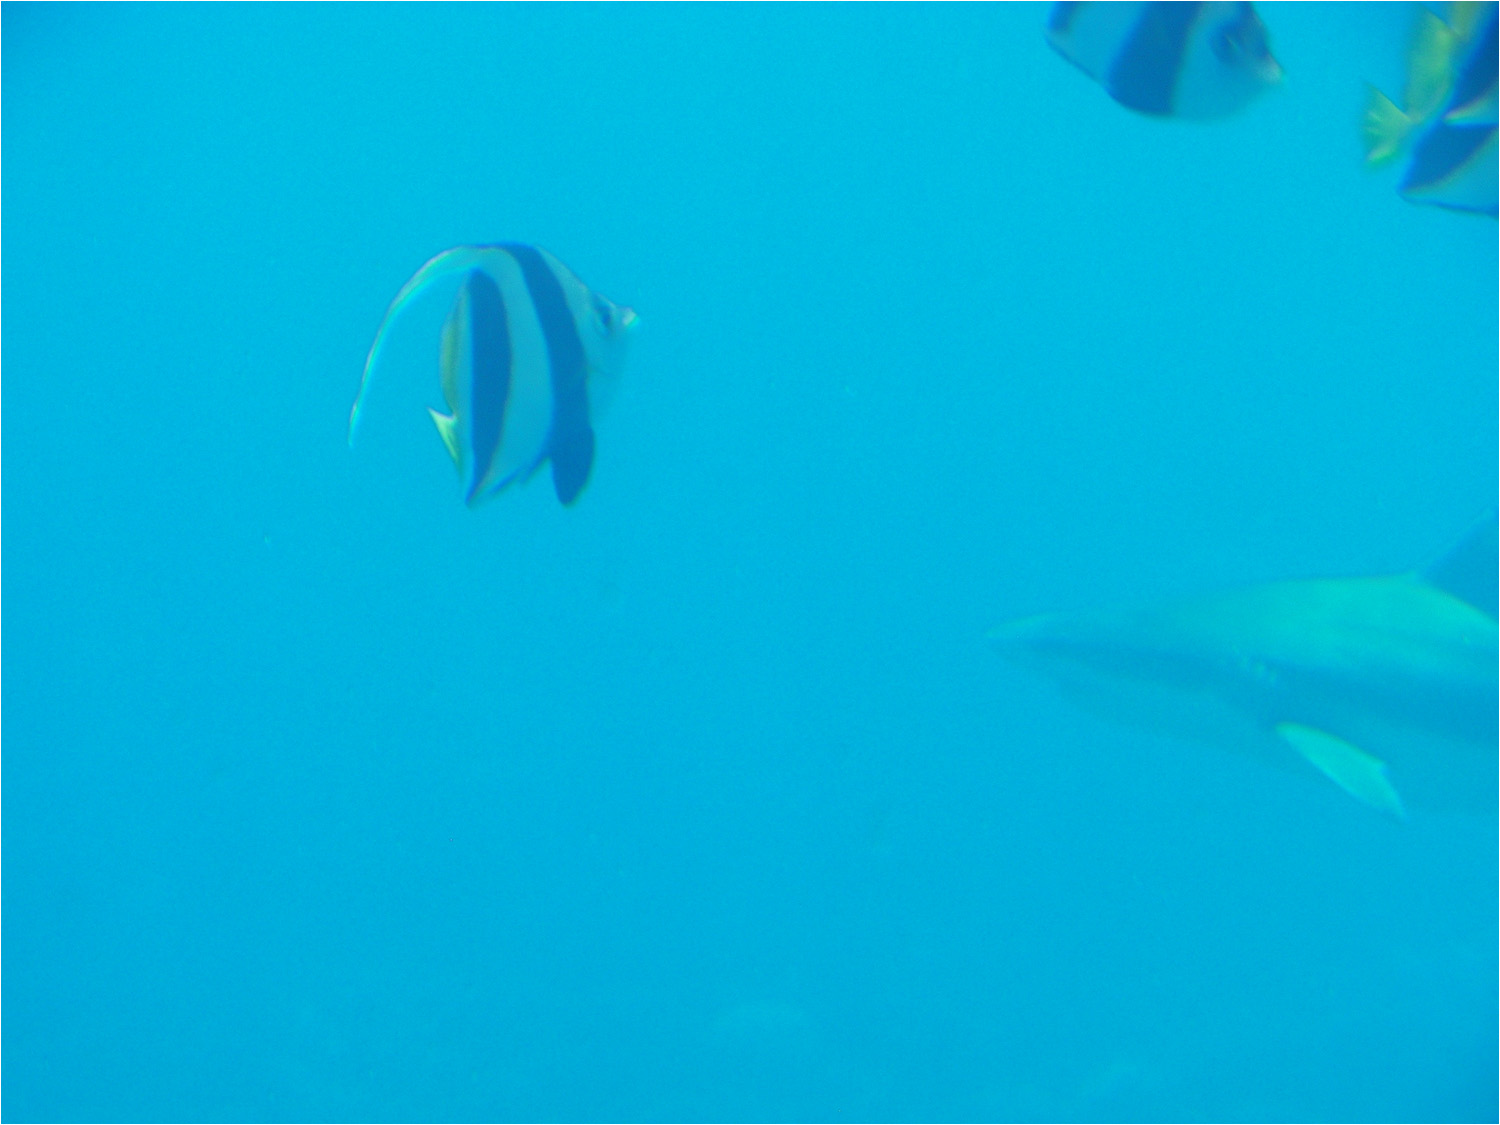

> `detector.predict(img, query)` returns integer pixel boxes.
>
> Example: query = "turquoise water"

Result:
[4,4,1495,1121]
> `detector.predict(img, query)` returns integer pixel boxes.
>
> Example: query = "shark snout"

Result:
[987,614,1067,666]
[987,615,1043,646]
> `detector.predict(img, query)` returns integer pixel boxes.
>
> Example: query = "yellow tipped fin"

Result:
[1362,86,1413,165]
[427,408,463,471]
[1276,722,1407,820]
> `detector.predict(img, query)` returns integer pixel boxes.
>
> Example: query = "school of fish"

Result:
[346,2,1496,819]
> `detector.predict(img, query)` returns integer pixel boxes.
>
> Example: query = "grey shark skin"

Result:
[988,518,1498,818]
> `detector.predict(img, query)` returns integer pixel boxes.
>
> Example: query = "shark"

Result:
[988,516,1498,818]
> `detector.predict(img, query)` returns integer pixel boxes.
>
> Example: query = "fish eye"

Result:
[1239,22,1268,59]
[1211,25,1242,64]
[1212,12,1269,66]
[591,294,614,329]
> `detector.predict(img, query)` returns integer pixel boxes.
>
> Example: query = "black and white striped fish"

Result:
[1047,2,1282,121]
[348,245,637,507]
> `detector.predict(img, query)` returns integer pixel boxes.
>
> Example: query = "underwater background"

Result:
[3,3,1496,1121]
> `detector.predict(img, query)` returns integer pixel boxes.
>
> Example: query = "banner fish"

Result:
[1363,2,1498,216]
[1046,2,1282,120]
[348,245,637,507]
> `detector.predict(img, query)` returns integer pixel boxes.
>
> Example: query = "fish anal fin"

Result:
[427,408,463,471]
[1275,722,1407,820]
[1362,85,1413,165]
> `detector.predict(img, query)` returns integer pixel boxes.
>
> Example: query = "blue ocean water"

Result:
[3,3,1496,1121]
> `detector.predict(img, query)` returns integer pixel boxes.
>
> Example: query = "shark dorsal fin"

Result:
[1421,513,1498,619]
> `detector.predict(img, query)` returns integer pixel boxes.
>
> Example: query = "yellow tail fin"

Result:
[1362,86,1413,166]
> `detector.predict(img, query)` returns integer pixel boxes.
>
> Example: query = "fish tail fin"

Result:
[1362,85,1414,165]
[427,408,463,471]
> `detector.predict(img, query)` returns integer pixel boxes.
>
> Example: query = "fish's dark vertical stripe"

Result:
[505,244,595,505]
[462,270,512,505]
[1447,9,1498,119]
[1048,2,1083,36]
[1109,1,1201,116]
[1401,123,1496,202]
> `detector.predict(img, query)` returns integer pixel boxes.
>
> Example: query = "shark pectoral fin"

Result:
[1275,722,1407,820]
[427,408,463,471]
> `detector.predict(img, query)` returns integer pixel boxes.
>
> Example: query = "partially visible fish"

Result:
[1046,2,1282,120]
[349,244,636,507]
[1364,2,1498,216]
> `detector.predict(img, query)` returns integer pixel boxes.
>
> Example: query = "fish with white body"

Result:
[349,244,637,507]
[989,517,1498,818]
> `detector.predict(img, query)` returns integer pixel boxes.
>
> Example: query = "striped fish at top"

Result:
[1047,2,1282,121]
[348,245,637,507]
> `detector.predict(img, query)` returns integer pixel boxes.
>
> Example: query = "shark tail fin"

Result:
[1421,513,1498,619]
[1276,723,1407,820]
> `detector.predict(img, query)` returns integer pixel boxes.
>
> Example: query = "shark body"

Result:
[989,518,1498,818]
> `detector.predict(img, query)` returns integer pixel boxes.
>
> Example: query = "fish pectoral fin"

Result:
[1362,85,1412,165]
[427,408,463,471]
[1275,722,1407,820]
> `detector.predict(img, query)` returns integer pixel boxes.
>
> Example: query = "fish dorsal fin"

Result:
[1276,723,1407,820]
[1421,513,1499,619]
[348,246,490,446]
